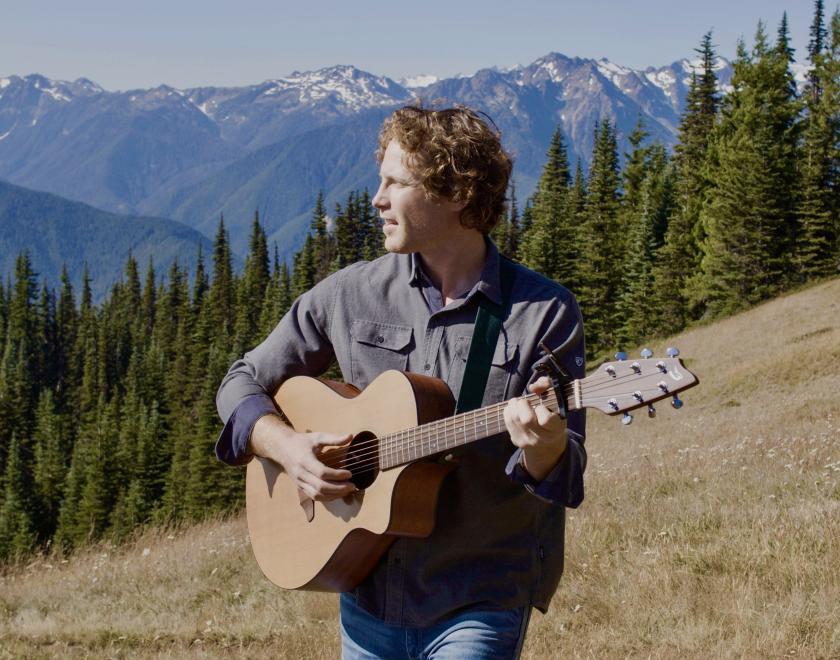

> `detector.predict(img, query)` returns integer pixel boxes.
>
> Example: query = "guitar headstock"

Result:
[576,348,698,422]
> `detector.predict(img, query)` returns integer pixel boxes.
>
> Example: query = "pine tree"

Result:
[655,31,720,332]
[695,23,801,316]
[141,257,157,340]
[618,145,677,345]
[519,127,573,282]
[577,120,622,357]
[0,435,36,559]
[210,216,235,339]
[55,266,78,407]
[310,191,336,280]
[797,7,840,277]
[234,213,270,351]
[292,234,317,298]
[808,0,829,105]
[359,189,385,261]
[31,389,69,539]
[74,396,119,544]
[0,253,40,465]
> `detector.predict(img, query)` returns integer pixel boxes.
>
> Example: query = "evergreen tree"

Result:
[577,119,622,357]
[655,31,720,332]
[55,266,78,407]
[519,127,573,282]
[292,234,317,298]
[0,253,40,465]
[359,189,385,261]
[492,183,520,260]
[0,435,36,559]
[31,389,69,539]
[141,257,157,339]
[695,23,801,316]
[618,145,677,345]
[797,7,840,277]
[209,216,235,338]
[234,213,270,351]
[808,0,828,105]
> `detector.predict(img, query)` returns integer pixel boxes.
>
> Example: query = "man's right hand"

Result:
[248,414,356,501]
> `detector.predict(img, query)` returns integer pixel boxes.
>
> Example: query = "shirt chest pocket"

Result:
[450,335,519,406]
[349,320,414,388]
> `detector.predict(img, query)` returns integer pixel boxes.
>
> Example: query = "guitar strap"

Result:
[455,257,515,414]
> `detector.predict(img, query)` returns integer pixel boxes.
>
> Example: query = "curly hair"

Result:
[376,105,513,234]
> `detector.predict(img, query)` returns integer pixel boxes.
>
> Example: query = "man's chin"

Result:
[383,237,411,254]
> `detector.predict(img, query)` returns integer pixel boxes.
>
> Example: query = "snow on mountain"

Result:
[260,65,410,110]
[399,74,439,89]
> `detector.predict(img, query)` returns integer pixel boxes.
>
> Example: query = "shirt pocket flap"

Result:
[492,339,518,367]
[351,320,413,351]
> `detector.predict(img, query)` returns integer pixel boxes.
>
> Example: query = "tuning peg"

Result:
[615,351,628,361]
[671,394,684,409]
[621,412,634,425]
[640,348,653,359]
[666,347,680,358]
[647,404,656,418]
[604,364,616,377]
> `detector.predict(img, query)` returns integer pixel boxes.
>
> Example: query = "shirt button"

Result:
[424,363,431,371]
[376,336,384,343]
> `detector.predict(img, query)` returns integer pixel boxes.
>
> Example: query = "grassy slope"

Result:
[1,278,838,659]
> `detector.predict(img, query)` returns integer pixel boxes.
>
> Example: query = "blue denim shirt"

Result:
[215,240,586,626]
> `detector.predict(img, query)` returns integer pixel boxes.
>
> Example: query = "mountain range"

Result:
[0,180,217,302]
[0,52,806,265]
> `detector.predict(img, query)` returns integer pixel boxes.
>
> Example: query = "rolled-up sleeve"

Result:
[506,291,587,507]
[214,271,342,465]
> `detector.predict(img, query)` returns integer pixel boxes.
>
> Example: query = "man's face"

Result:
[372,140,465,254]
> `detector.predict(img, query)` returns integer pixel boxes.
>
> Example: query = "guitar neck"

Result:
[378,385,575,470]
[377,355,697,469]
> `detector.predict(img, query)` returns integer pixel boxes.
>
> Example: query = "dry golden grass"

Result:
[1,278,838,659]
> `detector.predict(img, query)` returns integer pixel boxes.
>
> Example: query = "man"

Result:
[215,106,586,659]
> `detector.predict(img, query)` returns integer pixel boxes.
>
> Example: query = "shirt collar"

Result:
[407,236,503,306]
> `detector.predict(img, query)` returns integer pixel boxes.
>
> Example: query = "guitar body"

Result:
[245,370,456,592]
[244,354,699,593]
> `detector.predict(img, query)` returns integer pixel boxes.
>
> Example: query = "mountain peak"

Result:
[260,64,410,110]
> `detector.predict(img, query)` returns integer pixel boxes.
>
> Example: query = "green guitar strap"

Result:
[455,257,515,414]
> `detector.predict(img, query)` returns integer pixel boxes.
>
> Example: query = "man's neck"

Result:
[417,231,488,304]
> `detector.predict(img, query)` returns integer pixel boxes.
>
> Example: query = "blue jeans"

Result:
[340,593,532,659]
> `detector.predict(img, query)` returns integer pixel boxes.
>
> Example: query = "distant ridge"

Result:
[0,179,224,301]
[1,54,807,258]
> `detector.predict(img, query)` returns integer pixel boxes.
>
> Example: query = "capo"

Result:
[537,342,574,419]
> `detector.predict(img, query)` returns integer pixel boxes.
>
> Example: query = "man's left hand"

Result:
[503,376,567,481]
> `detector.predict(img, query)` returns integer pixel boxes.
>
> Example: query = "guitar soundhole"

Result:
[346,431,379,490]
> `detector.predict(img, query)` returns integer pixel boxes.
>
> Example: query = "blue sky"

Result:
[1,1,821,90]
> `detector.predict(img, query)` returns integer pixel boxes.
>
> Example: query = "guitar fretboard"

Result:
[378,389,564,469]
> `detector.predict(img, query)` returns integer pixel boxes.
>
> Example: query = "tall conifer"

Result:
[577,119,621,356]
[696,23,801,315]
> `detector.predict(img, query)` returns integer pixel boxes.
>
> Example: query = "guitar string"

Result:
[319,375,677,472]
[320,376,678,473]
[316,367,676,468]
[320,392,554,472]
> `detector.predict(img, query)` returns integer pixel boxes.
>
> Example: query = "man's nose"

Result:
[372,184,386,209]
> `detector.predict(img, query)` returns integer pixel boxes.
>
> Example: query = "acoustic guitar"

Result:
[245,352,698,592]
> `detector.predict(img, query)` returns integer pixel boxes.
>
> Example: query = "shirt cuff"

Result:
[214,394,281,466]
[505,429,585,507]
